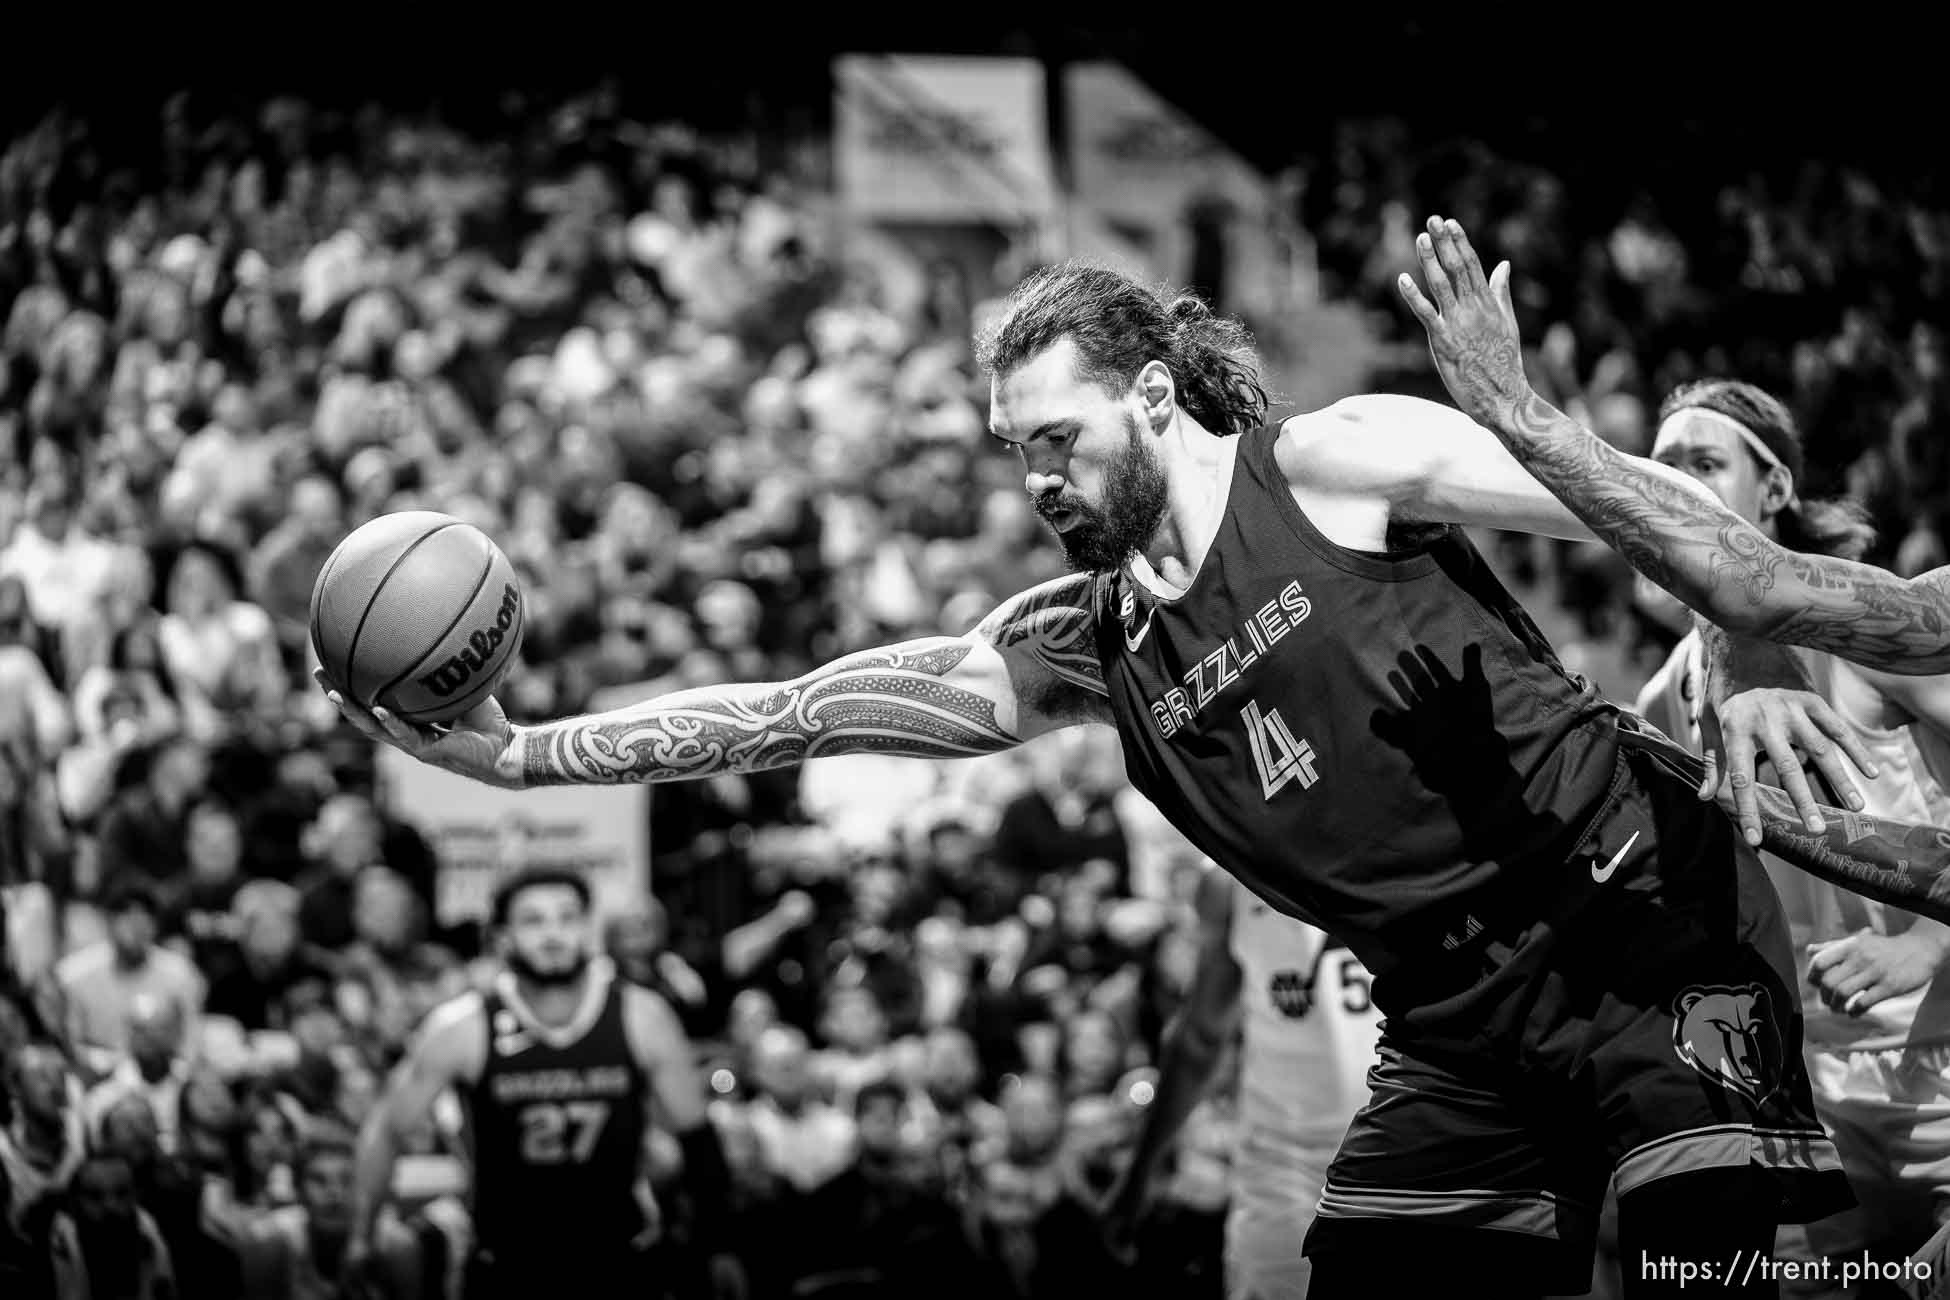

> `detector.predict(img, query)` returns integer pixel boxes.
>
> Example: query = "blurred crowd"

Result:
[0,88,1219,1300]
[1299,118,1950,682]
[0,84,1947,1300]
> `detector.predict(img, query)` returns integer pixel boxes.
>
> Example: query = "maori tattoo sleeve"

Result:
[520,575,1106,787]
[1494,391,1950,674]
[972,573,1108,705]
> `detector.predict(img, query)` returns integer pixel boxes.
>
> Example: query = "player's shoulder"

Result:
[617,980,688,1064]
[1275,394,1440,451]
[1274,394,1452,495]
[414,989,491,1060]
[972,574,1109,708]
[973,573,1102,644]
[54,942,112,984]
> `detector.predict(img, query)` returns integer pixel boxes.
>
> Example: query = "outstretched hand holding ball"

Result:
[310,511,529,789]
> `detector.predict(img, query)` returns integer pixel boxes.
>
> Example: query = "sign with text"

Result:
[377,747,651,929]
[1064,62,1289,321]
[835,54,1055,225]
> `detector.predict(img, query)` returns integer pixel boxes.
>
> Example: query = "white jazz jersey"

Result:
[1639,633,1950,1053]
[1230,886,1383,1163]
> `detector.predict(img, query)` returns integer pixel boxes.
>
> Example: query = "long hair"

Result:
[974,263,1269,437]
[1659,379,1876,562]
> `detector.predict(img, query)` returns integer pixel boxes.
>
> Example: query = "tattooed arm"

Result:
[1397,213,1950,675]
[317,575,1109,790]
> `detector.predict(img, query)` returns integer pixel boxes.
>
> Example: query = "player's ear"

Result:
[1137,361,1174,429]
[1760,466,1793,517]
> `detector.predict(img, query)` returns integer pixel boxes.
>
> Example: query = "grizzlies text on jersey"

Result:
[1095,423,1620,1013]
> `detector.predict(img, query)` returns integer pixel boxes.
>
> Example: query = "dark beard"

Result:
[506,952,589,988]
[1035,414,1170,573]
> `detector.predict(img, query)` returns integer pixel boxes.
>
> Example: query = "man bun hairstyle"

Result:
[975,262,1269,438]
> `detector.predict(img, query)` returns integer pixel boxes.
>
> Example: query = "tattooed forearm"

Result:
[1491,390,1950,674]
[1696,621,1816,712]
[520,640,1022,787]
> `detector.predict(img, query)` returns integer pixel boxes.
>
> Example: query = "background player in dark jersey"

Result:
[348,867,739,1300]
[322,244,1938,1296]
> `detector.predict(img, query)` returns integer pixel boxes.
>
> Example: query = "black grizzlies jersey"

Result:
[1096,423,1622,1001]
[466,967,648,1252]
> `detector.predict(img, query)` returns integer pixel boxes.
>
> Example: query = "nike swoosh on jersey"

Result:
[1590,830,1640,883]
[1124,607,1156,652]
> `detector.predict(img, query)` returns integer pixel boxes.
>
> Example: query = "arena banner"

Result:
[834,54,1057,226]
[376,746,651,930]
[1063,61,1293,321]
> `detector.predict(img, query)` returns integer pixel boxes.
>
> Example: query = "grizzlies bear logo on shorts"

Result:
[1671,984,1781,1106]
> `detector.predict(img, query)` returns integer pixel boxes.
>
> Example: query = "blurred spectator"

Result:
[812,984,893,1114]
[997,1073,1065,1170]
[959,1153,1125,1299]
[81,993,192,1152]
[335,865,460,1048]
[745,1025,856,1194]
[909,1027,1003,1190]
[94,737,209,892]
[2,1040,86,1231]
[293,796,385,951]
[52,878,203,1077]
[991,734,1131,892]
[155,541,284,741]
[0,473,119,640]
[45,1151,177,1300]
[796,1078,966,1297]
[237,1127,419,1300]
[1060,1009,1131,1102]
[604,896,711,1034]
[95,1092,244,1300]
[202,881,332,1034]
[165,797,250,965]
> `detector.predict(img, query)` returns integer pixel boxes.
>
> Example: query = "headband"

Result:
[1660,407,1799,505]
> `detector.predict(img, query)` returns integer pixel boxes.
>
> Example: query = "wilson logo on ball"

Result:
[417,584,521,698]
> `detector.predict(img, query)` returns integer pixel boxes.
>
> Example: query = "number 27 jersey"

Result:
[465,968,648,1249]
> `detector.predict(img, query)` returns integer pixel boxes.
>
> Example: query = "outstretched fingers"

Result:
[1397,272,1443,331]
[1439,218,1491,295]
[314,668,425,753]
[1489,260,1517,321]
[1414,228,1457,312]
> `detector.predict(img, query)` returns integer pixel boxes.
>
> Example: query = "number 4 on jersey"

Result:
[1243,700,1319,801]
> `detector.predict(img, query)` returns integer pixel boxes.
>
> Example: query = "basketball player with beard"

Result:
[325,232,1950,1296]
[347,867,740,1300]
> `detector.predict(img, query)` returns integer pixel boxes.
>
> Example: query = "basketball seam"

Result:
[310,542,351,687]
[344,521,463,708]
[371,543,499,713]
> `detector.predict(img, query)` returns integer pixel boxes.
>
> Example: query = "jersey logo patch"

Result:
[1243,700,1318,800]
[1590,831,1640,884]
[1267,969,1314,1018]
[1672,983,1781,1106]
[1120,586,1156,652]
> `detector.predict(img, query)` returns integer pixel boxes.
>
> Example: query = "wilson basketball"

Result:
[310,511,525,724]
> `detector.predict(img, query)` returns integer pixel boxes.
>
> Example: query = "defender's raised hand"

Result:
[1395,215,1532,430]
